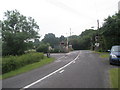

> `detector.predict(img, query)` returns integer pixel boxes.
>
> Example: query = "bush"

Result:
[2,53,44,74]
[36,43,49,53]
[50,49,60,53]
[25,49,36,53]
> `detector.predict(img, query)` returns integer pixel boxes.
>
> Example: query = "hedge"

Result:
[2,53,44,74]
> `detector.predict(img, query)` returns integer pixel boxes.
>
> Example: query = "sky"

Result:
[0,0,119,40]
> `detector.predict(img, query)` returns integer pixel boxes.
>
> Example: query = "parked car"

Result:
[109,45,120,65]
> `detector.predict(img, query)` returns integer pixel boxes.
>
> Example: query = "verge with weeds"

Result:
[1,52,55,79]
[1,57,54,79]
[109,68,119,88]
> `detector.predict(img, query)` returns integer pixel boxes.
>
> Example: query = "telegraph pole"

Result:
[70,28,71,36]
[66,28,72,52]
[66,33,69,52]
[97,19,100,50]
[94,19,100,51]
[97,20,99,30]
[118,1,120,12]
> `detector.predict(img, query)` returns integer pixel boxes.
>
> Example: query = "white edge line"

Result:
[59,70,65,73]
[22,51,80,89]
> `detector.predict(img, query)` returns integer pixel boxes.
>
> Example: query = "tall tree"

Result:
[100,12,120,50]
[42,33,59,48]
[69,30,97,50]
[59,35,66,42]
[2,10,40,55]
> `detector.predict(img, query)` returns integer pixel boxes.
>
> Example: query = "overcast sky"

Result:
[0,0,119,39]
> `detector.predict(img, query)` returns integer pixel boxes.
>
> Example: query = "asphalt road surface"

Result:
[2,50,118,89]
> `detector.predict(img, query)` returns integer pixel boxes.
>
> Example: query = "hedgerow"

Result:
[2,53,44,74]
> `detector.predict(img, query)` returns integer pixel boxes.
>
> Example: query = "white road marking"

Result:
[59,70,64,73]
[57,56,65,60]
[55,60,61,62]
[55,56,65,62]
[73,61,75,63]
[22,51,81,89]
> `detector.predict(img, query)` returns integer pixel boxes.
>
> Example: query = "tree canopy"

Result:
[2,10,40,55]
[99,11,120,50]
[42,33,59,48]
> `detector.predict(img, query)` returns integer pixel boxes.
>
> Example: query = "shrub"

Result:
[2,53,44,74]
[36,43,49,53]
[50,49,60,53]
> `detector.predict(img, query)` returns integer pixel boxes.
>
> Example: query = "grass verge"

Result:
[1,57,55,79]
[109,68,120,88]
[100,53,109,58]
[94,51,119,89]
[2,52,44,74]
[93,51,109,58]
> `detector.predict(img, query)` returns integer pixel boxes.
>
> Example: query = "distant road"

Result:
[3,50,118,89]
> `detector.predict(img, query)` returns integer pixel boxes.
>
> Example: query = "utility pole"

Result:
[69,28,72,46]
[66,33,69,52]
[97,19,100,30]
[66,28,72,52]
[70,28,71,36]
[118,1,120,12]
[97,19,100,50]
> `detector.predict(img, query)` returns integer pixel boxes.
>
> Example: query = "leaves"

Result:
[2,10,40,55]
[42,33,59,48]
[99,11,120,50]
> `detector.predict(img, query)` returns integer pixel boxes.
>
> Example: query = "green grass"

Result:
[93,51,101,54]
[100,53,109,58]
[1,57,55,79]
[93,51,109,58]
[2,52,44,74]
[94,51,119,89]
[109,68,120,89]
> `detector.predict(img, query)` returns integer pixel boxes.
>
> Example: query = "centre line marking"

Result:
[22,51,81,89]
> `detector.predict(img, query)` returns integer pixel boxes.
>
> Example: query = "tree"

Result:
[34,39,40,48]
[36,42,49,53]
[68,30,97,50]
[0,20,2,56]
[99,11,120,50]
[2,10,40,55]
[42,33,59,48]
[78,29,97,50]
[59,35,66,42]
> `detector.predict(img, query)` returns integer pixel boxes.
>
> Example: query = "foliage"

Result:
[69,30,97,50]
[99,11,120,50]
[0,21,2,56]
[70,12,120,51]
[69,35,79,49]
[2,57,54,79]
[2,10,40,56]
[70,38,80,50]
[42,34,67,52]
[40,30,97,50]
[42,33,59,48]
[2,52,44,74]
[33,39,40,48]
[59,35,66,42]
[69,12,120,51]
[50,48,60,53]
[109,68,119,88]
[36,42,50,53]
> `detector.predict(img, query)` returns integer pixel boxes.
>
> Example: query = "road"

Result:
[2,50,118,89]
